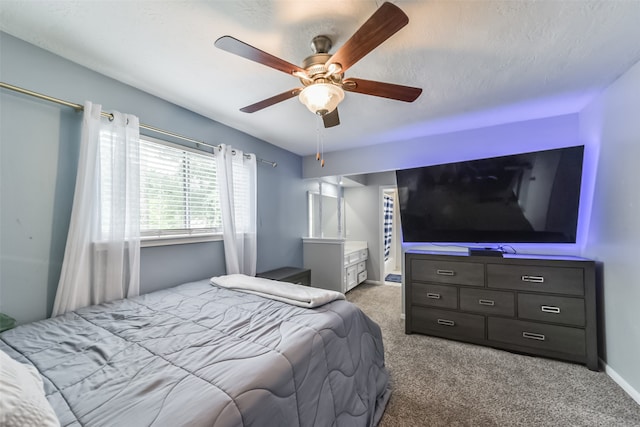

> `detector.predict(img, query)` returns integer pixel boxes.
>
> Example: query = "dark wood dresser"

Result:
[257,267,311,286]
[405,250,598,370]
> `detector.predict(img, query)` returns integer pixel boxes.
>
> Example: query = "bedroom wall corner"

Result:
[343,171,397,284]
[580,58,640,399]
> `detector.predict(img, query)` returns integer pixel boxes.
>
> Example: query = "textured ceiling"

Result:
[2,1,640,156]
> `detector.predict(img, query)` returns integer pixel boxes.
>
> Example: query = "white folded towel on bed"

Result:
[210,274,345,308]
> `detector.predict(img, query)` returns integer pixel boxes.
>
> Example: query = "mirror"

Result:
[307,179,344,238]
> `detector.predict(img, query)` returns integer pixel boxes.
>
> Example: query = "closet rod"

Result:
[0,81,278,168]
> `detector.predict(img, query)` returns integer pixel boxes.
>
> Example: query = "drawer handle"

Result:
[426,293,441,300]
[522,332,546,341]
[478,299,495,306]
[521,275,544,283]
[436,269,455,276]
[541,305,560,314]
[437,319,455,327]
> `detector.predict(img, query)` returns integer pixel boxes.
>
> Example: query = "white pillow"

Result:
[0,349,60,427]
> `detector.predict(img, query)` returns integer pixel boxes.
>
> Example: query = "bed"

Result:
[0,276,390,426]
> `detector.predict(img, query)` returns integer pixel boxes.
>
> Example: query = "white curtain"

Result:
[216,144,257,276]
[52,102,140,317]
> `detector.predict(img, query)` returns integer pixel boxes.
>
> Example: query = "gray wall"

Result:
[0,33,306,324]
[345,185,379,280]
[344,172,396,283]
[580,59,640,396]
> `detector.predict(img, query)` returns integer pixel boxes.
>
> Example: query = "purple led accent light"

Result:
[369,91,596,148]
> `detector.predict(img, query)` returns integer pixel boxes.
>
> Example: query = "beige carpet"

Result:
[346,283,640,427]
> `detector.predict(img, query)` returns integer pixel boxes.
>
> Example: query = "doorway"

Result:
[380,186,402,285]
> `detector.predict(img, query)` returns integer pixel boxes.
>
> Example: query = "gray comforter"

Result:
[0,279,390,426]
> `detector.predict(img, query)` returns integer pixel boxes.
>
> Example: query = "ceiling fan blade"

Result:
[240,88,303,113]
[325,2,408,73]
[343,78,422,102]
[322,108,340,128]
[215,36,307,76]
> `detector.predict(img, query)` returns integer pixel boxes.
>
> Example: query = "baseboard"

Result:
[601,358,640,405]
[364,279,401,287]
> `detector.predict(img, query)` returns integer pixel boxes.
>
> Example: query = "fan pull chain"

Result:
[315,115,325,167]
[316,115,321,161]
[321,128,325,167]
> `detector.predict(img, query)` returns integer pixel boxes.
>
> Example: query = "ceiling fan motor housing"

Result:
[300,53,343,86]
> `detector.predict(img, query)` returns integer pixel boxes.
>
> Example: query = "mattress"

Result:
[0,279,390,426]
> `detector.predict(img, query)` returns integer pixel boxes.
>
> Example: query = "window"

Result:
[138,136,221,240]
[99,134,254,246]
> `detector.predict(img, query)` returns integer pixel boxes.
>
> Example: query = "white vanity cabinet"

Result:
[344,243,369,291]
[303,238,368,293]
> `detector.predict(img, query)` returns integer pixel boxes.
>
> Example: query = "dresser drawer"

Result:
[460,288,515,316]
[488,318,585,356]
[345,251,360,265]
[518,294,585,327]
[410,259,484,286]
[412,283,457,309]
[412,307,484,340]
[357,270,367,284]
[357,261,366,273]
[487,264,584,296]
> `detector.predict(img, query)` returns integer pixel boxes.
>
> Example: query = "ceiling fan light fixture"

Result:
[298,83,344,115]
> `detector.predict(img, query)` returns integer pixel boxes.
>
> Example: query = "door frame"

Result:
[379,185,398,284]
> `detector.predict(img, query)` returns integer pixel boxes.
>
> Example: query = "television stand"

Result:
[404,250,599,371]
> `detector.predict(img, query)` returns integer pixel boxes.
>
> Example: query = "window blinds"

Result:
[138,137,221,237]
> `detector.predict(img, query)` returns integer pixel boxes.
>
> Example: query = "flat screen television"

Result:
[395,145,584,243]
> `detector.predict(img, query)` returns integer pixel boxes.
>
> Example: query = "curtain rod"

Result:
[0,81,278,168]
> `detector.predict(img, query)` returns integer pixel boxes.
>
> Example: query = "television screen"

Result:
[395,145,584,243]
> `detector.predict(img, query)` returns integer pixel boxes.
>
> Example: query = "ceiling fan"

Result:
[214,1,422,129]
